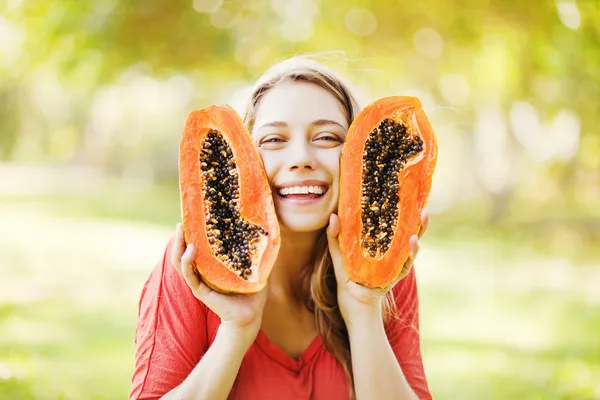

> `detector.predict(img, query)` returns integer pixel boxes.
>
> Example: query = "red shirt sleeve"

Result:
[129,237,210,400]
[385,266,432,400]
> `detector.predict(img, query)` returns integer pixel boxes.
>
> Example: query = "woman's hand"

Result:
[326,209,429,324]
[170,223,268,344]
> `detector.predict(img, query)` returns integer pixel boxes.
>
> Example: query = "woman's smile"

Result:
[274,180,330,205]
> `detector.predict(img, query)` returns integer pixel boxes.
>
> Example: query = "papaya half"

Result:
[339,96,438,289]
[179,105,280,294]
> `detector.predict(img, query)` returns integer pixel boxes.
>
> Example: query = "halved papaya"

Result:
[179,105,280,294]
[339,96,437,289]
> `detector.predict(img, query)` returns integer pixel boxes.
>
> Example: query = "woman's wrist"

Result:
[342,300,384,332]
[345,311,386,357]
[217,320,261,352]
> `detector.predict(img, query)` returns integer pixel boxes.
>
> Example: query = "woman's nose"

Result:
[287,141,314,171]
[290,161,314,170]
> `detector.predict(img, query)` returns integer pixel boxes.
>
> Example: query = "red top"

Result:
[129,238,432,400]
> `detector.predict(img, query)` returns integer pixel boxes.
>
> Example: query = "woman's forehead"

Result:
[253,81,348,130]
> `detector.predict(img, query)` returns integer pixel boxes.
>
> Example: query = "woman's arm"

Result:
[326,212,432,400]
[345,268,430,400]
[130,227,267,400]
[347,309,418,400]
[382,268,431,399]
[130,238,210,400]
[160,324,254,400]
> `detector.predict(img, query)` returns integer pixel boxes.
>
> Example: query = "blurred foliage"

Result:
[1,0,599,226]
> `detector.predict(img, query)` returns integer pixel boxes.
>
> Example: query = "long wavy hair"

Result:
[242,55,398,399]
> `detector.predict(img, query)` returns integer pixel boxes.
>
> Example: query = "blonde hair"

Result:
[241,54,397,399]
[243,55,364,131]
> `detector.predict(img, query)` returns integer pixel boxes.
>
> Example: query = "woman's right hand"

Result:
[170,223,268,345]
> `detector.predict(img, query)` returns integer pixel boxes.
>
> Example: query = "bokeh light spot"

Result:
[439,73,470,105]
[210,8,239,29]
[6,0,24,10]
[551,109,580,161]
[344,8,377,36]
[555,0,581,30]
[413,28,444,58]
[281,18,314,42]
[0,16,25,64]
[193,0,223,13]
[475,104,511,193]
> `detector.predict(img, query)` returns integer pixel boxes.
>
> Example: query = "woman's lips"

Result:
[276,189,328,204]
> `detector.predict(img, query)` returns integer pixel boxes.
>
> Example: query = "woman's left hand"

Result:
[326,208,429,324]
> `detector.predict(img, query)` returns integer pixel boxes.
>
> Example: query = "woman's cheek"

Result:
[258,153,277,181]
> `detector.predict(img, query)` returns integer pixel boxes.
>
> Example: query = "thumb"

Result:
[326,213,340,239]
[326,213,348,283]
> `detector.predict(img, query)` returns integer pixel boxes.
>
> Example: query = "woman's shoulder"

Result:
[139,235,215,327]
[131,236,222,399]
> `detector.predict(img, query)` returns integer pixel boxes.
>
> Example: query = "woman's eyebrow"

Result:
[256,121,288,131]
[256,119,347,132]
[311,119,346,129]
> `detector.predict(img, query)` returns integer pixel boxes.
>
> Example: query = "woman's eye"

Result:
[258,136,285,147]
[315,135,342,142]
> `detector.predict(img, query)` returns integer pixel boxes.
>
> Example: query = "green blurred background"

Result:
[1,0,599,399]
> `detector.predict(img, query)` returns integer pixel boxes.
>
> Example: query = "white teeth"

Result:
[278,185,326,196]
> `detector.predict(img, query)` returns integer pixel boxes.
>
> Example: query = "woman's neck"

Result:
[267,228,321,299]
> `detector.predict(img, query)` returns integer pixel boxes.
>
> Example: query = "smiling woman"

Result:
[129,55,432,400]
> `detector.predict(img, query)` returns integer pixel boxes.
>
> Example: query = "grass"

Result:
[0,180,599,399]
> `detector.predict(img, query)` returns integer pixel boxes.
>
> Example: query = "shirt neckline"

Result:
[255,330,323,373]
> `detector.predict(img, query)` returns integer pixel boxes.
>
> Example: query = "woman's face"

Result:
[252,81,349,232]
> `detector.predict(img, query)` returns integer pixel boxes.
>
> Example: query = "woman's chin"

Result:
[278,215,330,234]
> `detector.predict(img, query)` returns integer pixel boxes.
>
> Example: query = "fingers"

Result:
[181,244,199,288]
[418,207,429,239]
[326,214,348,284]
[326,213,340,238]
[404,234,420,270]
[181,244,212,300]
[393,235,421,286]
[409,234,421,259]
[398,207,427,283]
[171,223,186,274]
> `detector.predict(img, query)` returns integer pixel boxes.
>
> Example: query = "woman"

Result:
[129,55,432,400]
